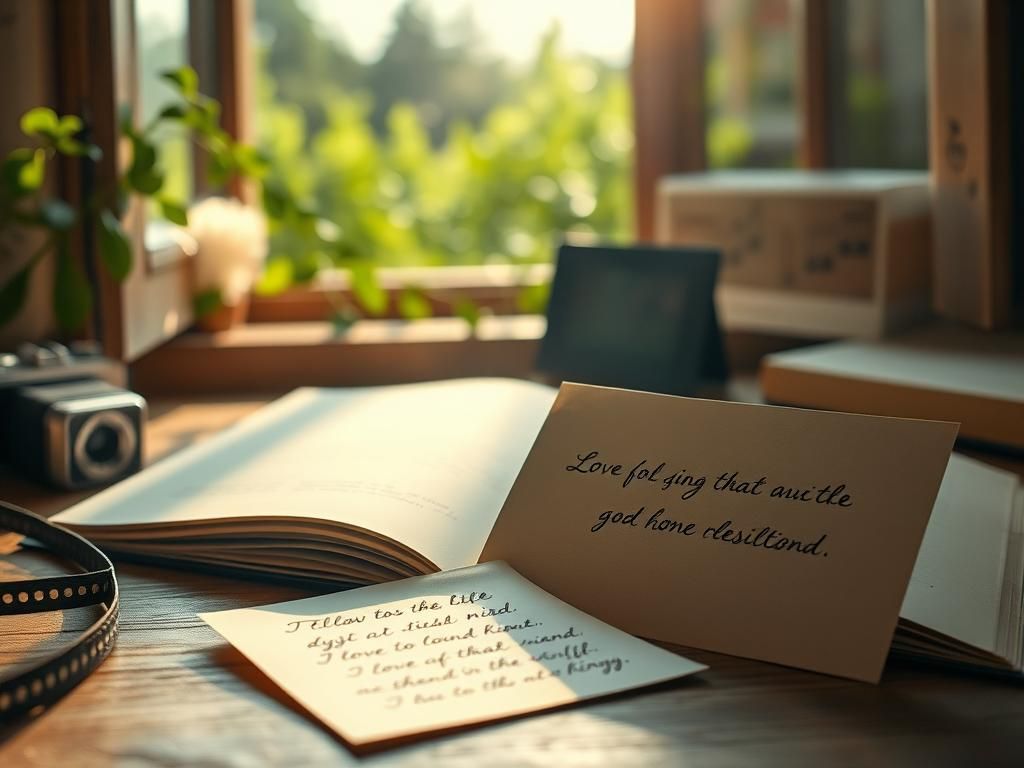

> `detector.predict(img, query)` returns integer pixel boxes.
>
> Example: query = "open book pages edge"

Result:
[85,515,439,576]
[1003,488,1024,669]
[899,452,1024,671]
[53,378,557,575]
[893,619,1010,668]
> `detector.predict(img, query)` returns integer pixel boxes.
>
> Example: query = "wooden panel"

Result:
[796,0,830,168]
[0,0,57,347]
[55,0,126,354]
[927,0,1013,329]
[632,0,706,241]
[115,0,196,361]
[215,0,254,202]
[129,316,546,396]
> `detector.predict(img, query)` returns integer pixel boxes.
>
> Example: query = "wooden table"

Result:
[3,397,1024,767]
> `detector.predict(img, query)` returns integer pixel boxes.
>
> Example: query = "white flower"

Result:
[187,197,268,306]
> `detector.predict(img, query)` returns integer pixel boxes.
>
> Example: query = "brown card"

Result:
[481,383,958,682]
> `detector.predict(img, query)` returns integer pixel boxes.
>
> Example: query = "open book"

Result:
[895,452,1024,675]
[52,378,1024,677]
[53,379,558,585]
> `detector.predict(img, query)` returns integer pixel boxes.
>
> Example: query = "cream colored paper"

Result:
[901,453,1017,654]
[200,561,706,747]
[54,379,556,570]
[482,383,958,683]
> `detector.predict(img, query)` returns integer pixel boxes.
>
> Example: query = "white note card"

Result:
[200,562,706,747]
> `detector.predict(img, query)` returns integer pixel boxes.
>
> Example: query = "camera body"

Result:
[0,341,146,489]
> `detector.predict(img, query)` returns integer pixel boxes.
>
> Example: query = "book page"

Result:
[901,453,1019,654]
[200,561,706,748]
[54,379,556,570]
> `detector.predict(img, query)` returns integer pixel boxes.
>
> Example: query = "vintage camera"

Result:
[0,341,146,489]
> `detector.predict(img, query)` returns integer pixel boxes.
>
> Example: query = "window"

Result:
[135,0,196,258]
[705,0,798,168]
[10,0,934,387]
[703,0,926,171]
[250,0,635,287]
[826,0,927,168]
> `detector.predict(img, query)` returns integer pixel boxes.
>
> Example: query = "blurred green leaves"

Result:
[19,107,61,137]
[397,287,431,320]
[1,65,259,332]
[1,26,632,334]
[193,288,224,319]
[4,148,46,194]
[98,210,133,280]
[350,263,388,316]
[161,66,199,100]
[254,25,633,282]
[1,105,104,331]
[53,239,92,332]
[158,198,188,226]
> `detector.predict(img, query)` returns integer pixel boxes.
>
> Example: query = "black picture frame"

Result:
[537,243,727,395]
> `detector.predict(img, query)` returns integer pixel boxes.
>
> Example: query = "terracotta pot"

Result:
[196,295,250,333]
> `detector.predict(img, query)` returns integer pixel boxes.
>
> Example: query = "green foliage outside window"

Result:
[251,5,634,295]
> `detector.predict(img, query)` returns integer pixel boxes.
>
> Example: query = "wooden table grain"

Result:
[2,396,1024,768]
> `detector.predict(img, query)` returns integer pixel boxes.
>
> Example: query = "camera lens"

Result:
[74,411,137,483]
[84,424,121,464]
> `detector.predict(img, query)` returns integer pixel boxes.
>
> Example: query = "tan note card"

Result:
[200,561,706,748]
[481,383,958,683]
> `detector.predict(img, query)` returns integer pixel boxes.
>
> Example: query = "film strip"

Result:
[0,502,119,720]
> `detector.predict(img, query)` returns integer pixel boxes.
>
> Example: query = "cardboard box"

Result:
[656,170,931,339]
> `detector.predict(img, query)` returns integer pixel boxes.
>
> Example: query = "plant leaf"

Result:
[126,135,162,194]
[21,148,46,190]
[98,209,133,280]
[232,144,269,179]
[158,198,188,226]
[292,251,326,283]
[397,287,432,320]
[207,149,234,187]
[161,66,199,99]
[350,263,388,316]
[54,114,83,139]
[254,257,293,296]
[454,298,481,329]
[2,148,46,194]
[128,168,164,196]
[261,180,291,219]
[193,288,223,319]
[39,199,76,230]
[157,104,188,121]
[516,282,551,314]
[20,107,59,137]
[186,98,221,134]
[55,136,102,161]
[0,260,34,326]
[53,240,92,332]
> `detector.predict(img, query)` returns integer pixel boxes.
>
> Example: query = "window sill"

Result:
[130,315,547,396]
[249,263,553,322]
